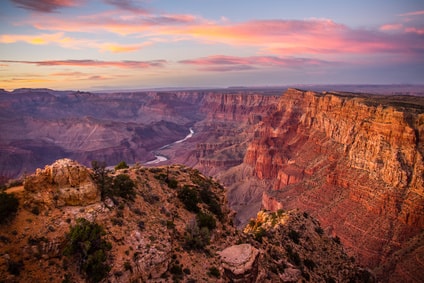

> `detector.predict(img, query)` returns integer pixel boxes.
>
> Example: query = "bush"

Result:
[208,266,220,278]
[184,220,210,250]
[199,188,223,219]
[333,236,341,245]
[315,226,324,235]
[254,227,267,243]
[113,174,136,201]
[196,212,216,230]
[0,192,19,224]
[177,186,199,212]
[64,218,111,282]
[115,161,129,170]
[288,229,301,244]
[7,260,23,275]
[303,258,316,270]
[166,178,178,189]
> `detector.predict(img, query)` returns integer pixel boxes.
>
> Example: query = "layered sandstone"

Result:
[23,158,100,207]
[245,88,424,280]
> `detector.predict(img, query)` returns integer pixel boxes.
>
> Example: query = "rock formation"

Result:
[219,244,259,282]
[23,158,100,207]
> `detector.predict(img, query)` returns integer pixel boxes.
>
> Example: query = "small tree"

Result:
[0,192,19,224]
[91,160,113,200]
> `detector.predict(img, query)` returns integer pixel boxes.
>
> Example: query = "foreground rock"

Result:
[23,158,100,207]
[219,244,259,282]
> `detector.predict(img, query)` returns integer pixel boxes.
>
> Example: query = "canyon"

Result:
[1,86,424,281]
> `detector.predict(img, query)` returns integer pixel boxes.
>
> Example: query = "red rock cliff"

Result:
[245,88,424,280]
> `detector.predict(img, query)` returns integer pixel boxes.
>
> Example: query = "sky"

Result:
[0,0,423,91]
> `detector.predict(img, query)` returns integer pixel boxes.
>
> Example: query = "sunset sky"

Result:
[1,0,423,91]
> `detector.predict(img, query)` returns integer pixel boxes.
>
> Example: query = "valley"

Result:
[1,86,424,281]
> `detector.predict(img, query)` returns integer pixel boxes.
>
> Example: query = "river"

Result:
[145,127,194,165]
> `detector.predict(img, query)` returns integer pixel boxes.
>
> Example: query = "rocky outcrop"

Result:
[219,244,259,282]
[245,88,424,280]
[24,158,100,207]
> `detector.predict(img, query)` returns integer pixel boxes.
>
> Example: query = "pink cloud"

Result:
[405,27,424,35]
[179,55,332,72]
[28,10,203,35]
[104,0,148,14]
[399,10,424,17]
[0,32,150,53]
[0,59,167,68]
[11,0,81,13]
[380,24,403,31]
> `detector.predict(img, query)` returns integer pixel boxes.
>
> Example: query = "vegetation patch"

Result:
[64,218,112,283]
[0,192,19,224]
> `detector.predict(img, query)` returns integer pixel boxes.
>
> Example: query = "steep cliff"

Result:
[245,88,424,280]
[192,92,280,175]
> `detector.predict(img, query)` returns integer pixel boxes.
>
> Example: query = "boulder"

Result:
[219,244,259,282]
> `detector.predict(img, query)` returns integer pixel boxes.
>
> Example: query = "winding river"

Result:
[145,127,194,165]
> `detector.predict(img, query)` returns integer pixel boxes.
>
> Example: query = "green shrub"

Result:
[196,212,216,230]
[208,266,220,278]
[288,229,301,244]
[184,221,210,250]
[177,186,199,212]
[166,178,178,189]
[169,264,183,275]
[64,218,111,282]
[254,227,267,243]
[0,192,19,224]
[315,226,324,235]
[286,246,301,266]
[333,236,341,245]
[199,188,223,219]
[113,174,136,201]
[115,161,129,170]
[7,260,23,275]
[303,258,316,270]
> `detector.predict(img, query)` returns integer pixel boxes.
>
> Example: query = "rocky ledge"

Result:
[23,158,100,207]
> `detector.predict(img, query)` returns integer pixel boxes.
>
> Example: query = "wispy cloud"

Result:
[399,10,424,17]
[0,59,167,68]
[28,10,203,35]
[179,55,332,72]
[11,0,81,13]
[0,32,151,53]
[103,0,148,14]
[99,42,153,53]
